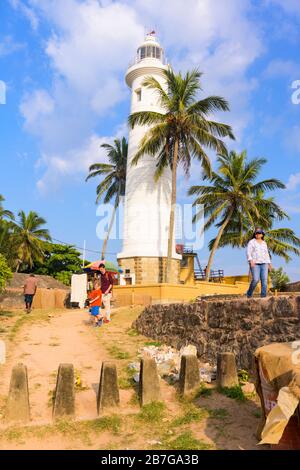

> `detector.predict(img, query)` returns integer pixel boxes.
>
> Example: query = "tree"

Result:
[12,211,51,272]
[129,69,234,282]
[86,137,127,259]
[270,267,290,291]
[0,195,14,221]
[189,150,286,280]
[207,192,300,262]
[35,243,89,285]
[0,253,12,293]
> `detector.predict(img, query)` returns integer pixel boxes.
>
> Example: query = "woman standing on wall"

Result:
[246,228,272,298]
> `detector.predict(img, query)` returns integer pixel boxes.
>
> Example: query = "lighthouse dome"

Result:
[136,32,164,63]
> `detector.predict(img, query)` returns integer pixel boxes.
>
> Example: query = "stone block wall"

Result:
[118,257,180,284]
[133,296,300,369]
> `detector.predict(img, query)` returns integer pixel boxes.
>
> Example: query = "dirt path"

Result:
[0,306,267,450]
[0,307,145,423]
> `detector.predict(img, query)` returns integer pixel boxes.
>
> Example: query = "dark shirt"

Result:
[100,272,113,293]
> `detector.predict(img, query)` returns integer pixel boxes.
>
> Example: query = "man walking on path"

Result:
[99,263,113,323]
[23,274,38,313]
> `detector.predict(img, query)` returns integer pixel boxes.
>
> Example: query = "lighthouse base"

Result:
[117,257,181,285]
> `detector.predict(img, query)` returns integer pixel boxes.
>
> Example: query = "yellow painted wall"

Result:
[114,281,244,305]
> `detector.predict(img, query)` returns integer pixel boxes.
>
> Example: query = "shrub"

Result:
[0,253,12,292]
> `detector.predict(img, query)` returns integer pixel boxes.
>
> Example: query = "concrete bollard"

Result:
[217,352,239,388]
[6,363,30,423]
[139,357,161,406]
[53,363,75,419]
[97,362,120,413]
[179,355,200,395]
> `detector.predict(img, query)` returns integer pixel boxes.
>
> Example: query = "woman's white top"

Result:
[246,239,271,264]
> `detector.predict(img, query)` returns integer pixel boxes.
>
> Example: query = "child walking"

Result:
[88,280,103,327]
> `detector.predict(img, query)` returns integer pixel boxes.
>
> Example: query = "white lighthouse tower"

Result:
[117,33,181,284]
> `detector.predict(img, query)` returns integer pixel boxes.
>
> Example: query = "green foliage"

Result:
[35,243,88,285]
[0,253,12,292]
[194,383,213,398]
[137,402,165,423]
[164,431,212,450]
[270,267,290,291]
[238,369,249,384]
[189,150,289,278]
[219,385,246,402]
[172,404,209,426]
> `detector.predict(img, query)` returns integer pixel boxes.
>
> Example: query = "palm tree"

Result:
[189,150,286,280]
[86,137,127,259]
[13,211,51,272]
[208,195,300,262]
[0,195,14,221]
[129,69,234,282]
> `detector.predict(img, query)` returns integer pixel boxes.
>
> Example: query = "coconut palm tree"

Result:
[129,69,234,282]
[188,150,286,280]
[0,195,14,221]
[86,137,127,259]
[208,194,300,262]
[13,211,51,272]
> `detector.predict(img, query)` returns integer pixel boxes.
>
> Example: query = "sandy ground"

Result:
[0,306,268,450]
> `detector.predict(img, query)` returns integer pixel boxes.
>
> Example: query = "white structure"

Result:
[117,34,181,284]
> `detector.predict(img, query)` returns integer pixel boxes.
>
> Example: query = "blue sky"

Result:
[0,0,300,280]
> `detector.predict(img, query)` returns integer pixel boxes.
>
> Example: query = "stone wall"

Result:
[118,257,180,284]
[133,296,300,370]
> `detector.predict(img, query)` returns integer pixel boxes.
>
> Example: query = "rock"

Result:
[179,355,200,395]
[217,353,239,388]
[128,362,140,371]
[97,362,120,412]
[139,357,161,406]
[241,382,256,394]
[133,373,140,383]
[180,345,197,357]
[147,440,162,445]
[53,363,75,419]
[6,363,30,423]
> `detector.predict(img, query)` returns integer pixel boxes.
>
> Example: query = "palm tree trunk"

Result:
[205,209,233,281]
[166,139,179,284]
[101,196,119,260]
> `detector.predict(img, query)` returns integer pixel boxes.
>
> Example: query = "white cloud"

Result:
[286,173,300,191]
[0,35,24,57]
[20,89,55,128]
[36,133,113,193]
[263,59,300,79]
[9,0,39,30]
[18,0,267,192]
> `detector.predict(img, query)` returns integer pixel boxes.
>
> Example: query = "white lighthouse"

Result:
[117,33,181,284]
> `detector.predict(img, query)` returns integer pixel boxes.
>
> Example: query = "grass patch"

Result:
[107,345,131,360]
[126,328,139,337]
[144,341,162,347]
[172,404,209,426]
[84,416,121,435]
[137,402,165,423]
[253,410,262,419]
[164,431,212,450]
[207,408,229,419]
[218,385,246,402]
[194,383,213,398]
[0,311,14,318]
[119,364,138,390]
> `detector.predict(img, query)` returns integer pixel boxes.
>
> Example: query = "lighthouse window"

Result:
[139,47,146,59]
[135,88,142,102]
